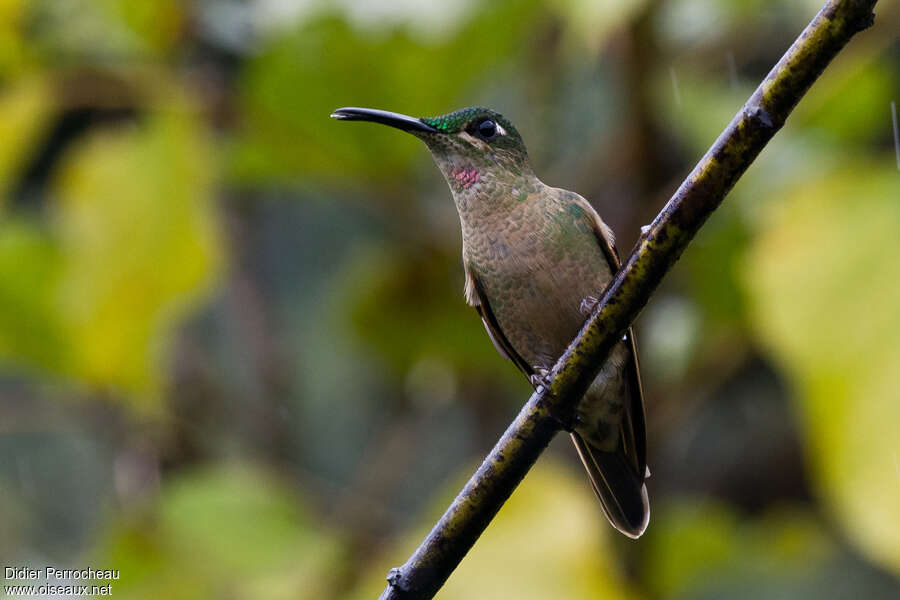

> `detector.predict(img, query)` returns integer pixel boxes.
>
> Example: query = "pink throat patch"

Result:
[450,166,480,189]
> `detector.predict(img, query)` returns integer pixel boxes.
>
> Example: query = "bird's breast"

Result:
[464,202,613,368]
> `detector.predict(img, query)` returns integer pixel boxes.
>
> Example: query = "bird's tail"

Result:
[571,432,649,538]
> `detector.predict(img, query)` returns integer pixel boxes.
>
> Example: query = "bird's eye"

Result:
[477,119,497,140]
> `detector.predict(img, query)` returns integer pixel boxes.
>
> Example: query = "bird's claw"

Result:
[529,367,551,391]
[579,296,599,315]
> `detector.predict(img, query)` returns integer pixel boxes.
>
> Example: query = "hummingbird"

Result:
[331,106,649,538]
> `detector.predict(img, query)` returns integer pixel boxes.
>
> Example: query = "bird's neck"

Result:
[439,161,541,230]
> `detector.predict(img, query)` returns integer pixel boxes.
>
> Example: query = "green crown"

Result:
[422,107,518,137]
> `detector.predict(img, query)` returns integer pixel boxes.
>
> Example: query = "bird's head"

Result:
[331,106,534,195]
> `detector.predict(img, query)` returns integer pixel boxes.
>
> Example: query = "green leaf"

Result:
[335,242,518,383]
[684,201,752,329]
[27,0,183,63]
[99,464,346,599]
[796,57,897,146]
[230,1,542,185]
[644,499,836,598]
[0,220,64,372]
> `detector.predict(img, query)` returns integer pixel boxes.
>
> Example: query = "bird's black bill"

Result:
[330,107,438,133]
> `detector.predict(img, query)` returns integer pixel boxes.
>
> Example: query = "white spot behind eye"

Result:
[495,123,507,136]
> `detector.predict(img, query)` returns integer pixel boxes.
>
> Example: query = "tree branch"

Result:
[377,1,878,598]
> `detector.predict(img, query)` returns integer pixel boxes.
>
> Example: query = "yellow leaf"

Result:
[53,104,221,405]
[744,165,900,574]
[350,460,640,600]
[0,0,30,77]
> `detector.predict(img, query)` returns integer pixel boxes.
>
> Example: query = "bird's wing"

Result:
[464,264,535,379]
[570,193,648,475]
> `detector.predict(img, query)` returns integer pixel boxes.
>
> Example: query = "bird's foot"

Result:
[641,224,651,235]
[529,367,551,391]
[579,295,599,315]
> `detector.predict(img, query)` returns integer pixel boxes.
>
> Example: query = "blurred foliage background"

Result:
[1,0,899,598]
